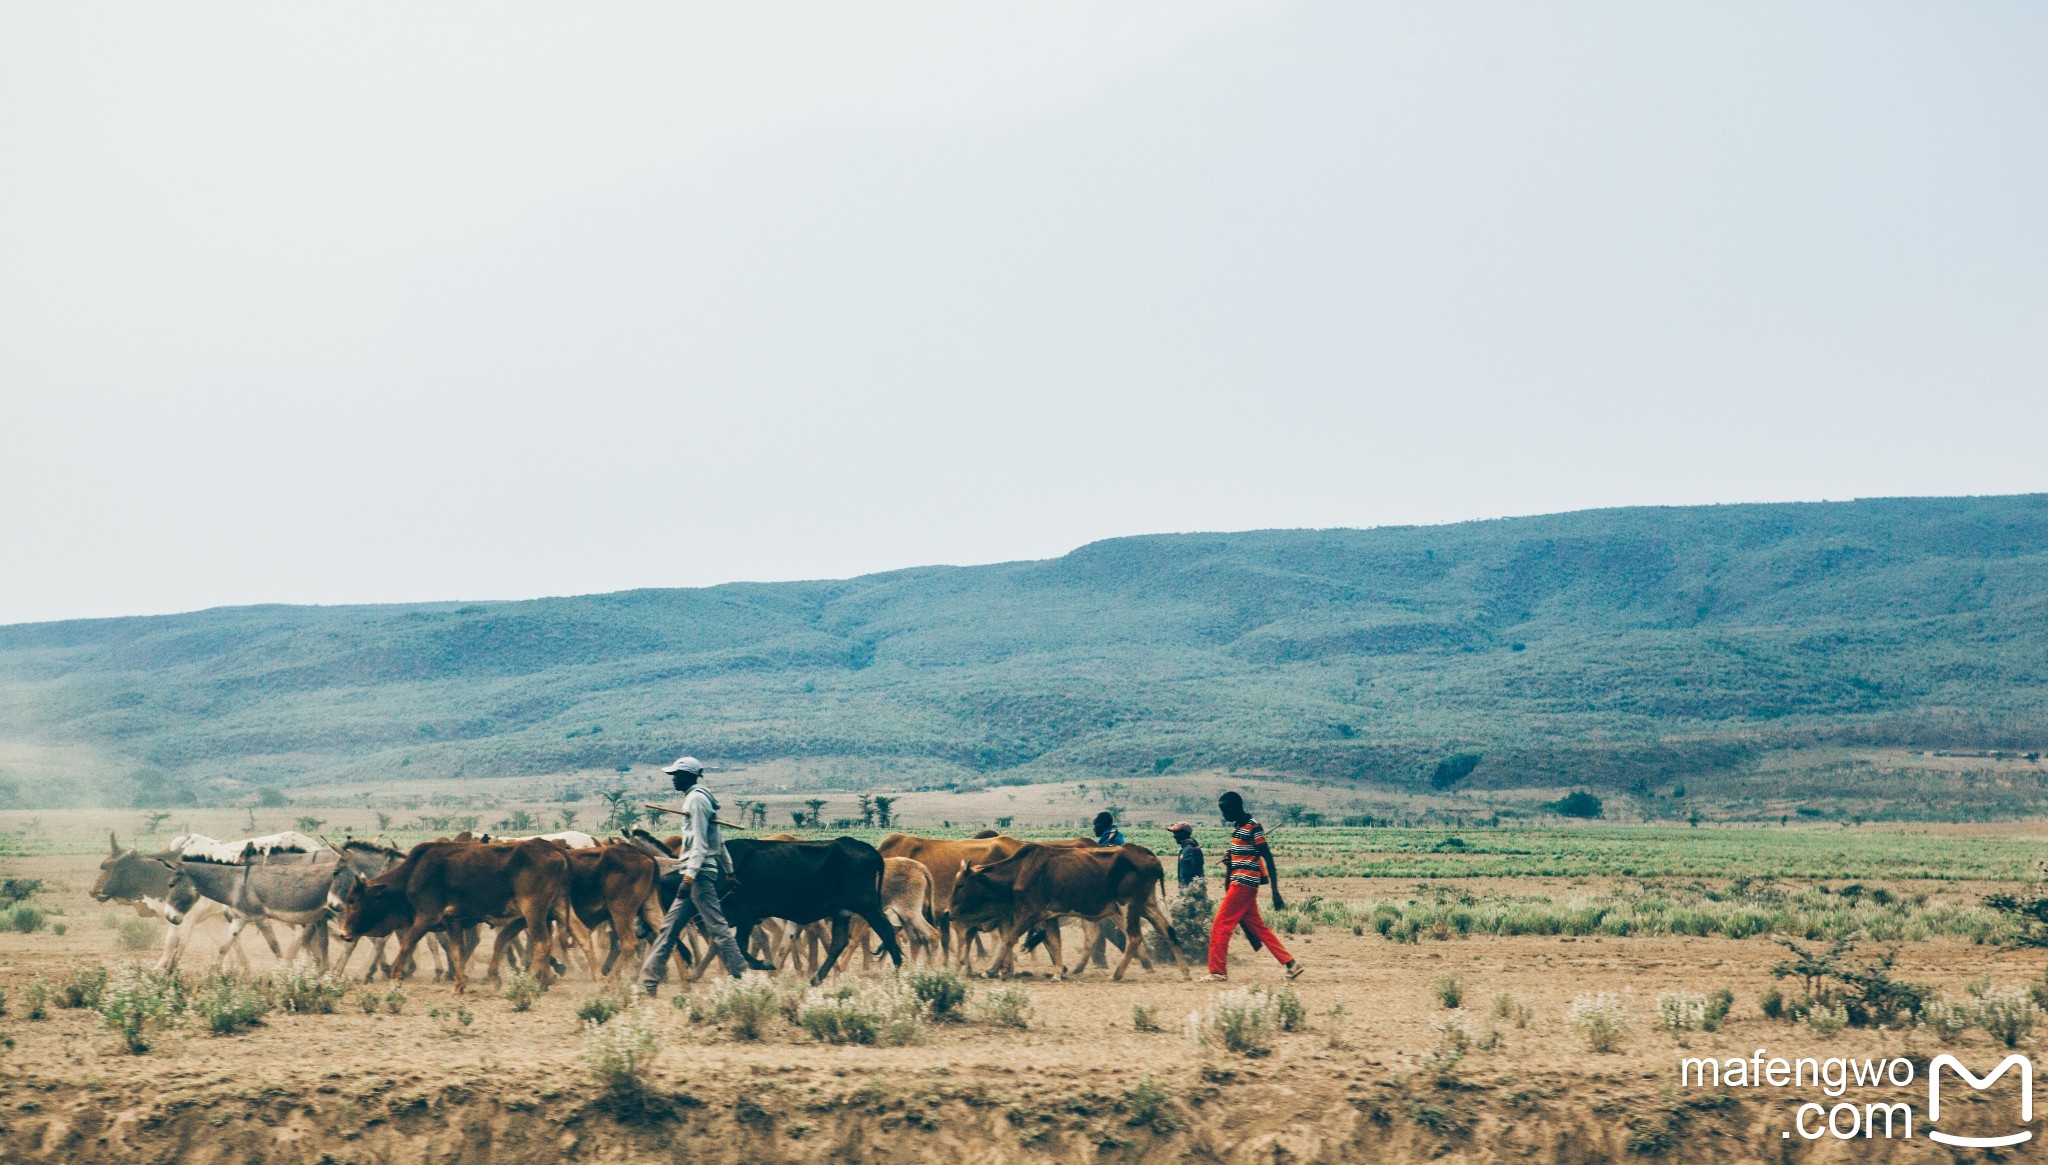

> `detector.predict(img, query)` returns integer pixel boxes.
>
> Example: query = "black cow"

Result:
[628,831,903,984]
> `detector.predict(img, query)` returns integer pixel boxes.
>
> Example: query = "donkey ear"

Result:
[110,831,122,855]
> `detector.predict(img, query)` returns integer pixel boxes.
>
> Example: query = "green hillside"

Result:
[3,495,2046,813]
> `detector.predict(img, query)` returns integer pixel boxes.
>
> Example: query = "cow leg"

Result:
[846,916,872,969]
[562,910,600,982]
[862,906,903,969]
[804,923,827,977]
[1140,894,1192,980]
[602,900,641,983]
[810,914,854,985]
[987,919,1033,979]
[390,915,445,989]
[951,921,978,974]
[524,897,558,987]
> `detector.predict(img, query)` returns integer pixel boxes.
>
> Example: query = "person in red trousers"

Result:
[1206,790,1304,981]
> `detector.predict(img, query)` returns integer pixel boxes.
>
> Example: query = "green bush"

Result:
[269,959,346,1014]
[583,1004,662,1096]
[797,979,927,1045]
[502,971,543,1012]
[1260,984,1307,1032]
[22,980,49,1020]
[1120,1077,1179,1132]
[1431,973,1463,1009]
[1132,1003,1161,1032]
[383,987,408,1015]
[115,918,158,952]
[1425,1020,1469,1084]
[974,985,1034,1030]
[6,904,47,934]
[1921,996,1971,1040]
[905,969,971,1021]
[1974,986,2040,1048]
[1703,987,1735,1031]
[1760,989,1784,1020]
[1191,987,1278,1056]
[1570,992,1628,1053]
[193,975,271,1035]
[578,991,624,1025]
[1657,993,1706,1034]
[1491,991,1532,1028]
[682,979,784,1040]
[1803,1002,1848,1039]
[97,966,187,1053]
[59,967,107,1009]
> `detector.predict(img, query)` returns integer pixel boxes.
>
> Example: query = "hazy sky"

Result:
[4,4,2043,626]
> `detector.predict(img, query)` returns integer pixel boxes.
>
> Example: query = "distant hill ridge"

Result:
[2,494,2045,808]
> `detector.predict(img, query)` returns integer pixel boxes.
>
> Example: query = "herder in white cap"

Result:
[638,755,751,993]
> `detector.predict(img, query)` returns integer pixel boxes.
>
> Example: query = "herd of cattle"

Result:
[86,826,1193,992]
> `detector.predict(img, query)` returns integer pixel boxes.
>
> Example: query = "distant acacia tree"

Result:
[1429,753,1483,790]
[804,799,828,829]
[599,788,642,832]
[857,793,876,828]
[872,796,896,829]
[1549,791,1603,819]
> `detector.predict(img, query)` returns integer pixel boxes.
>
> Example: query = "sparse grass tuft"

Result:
[1570,992,1629,1053]
[502,971,543,1012]
[1491,991,1532,1028]
[583,1004,662,1096]
[974,985,1034,1030]
[269,958,346,1014]
[1431,973,1463,1009]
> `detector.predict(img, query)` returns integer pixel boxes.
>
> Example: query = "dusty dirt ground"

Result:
[4,851,2047,1163]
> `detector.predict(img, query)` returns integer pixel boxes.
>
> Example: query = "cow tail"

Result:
[1154,869,1179,948]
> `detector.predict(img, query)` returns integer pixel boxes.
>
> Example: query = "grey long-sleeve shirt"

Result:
[680,785,734,879]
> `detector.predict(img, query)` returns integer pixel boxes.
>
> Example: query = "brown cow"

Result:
[339,838,572,992]
[847,856,942,969]
[878,833,1028,965]
[949,842,1190,981]
[555,840,661,981]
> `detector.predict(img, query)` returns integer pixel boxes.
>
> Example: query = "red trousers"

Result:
[1208,880,1292,975]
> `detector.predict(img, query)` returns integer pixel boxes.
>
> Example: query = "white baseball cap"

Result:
[661,755,705,777]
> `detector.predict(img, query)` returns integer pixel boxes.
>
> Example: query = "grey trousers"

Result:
[640,866,749,988]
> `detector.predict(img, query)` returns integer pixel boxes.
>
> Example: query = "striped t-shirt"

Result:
[1224,819,1268,886]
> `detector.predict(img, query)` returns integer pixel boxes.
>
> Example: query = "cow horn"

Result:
[110,831,122,856]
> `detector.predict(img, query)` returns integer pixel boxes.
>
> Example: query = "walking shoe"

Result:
[1205,973,1229,982]
[1285,959,1306,980]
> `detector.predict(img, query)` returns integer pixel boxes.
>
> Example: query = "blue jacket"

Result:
[1096,825,1126,847]
[1177,840,1204,886]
